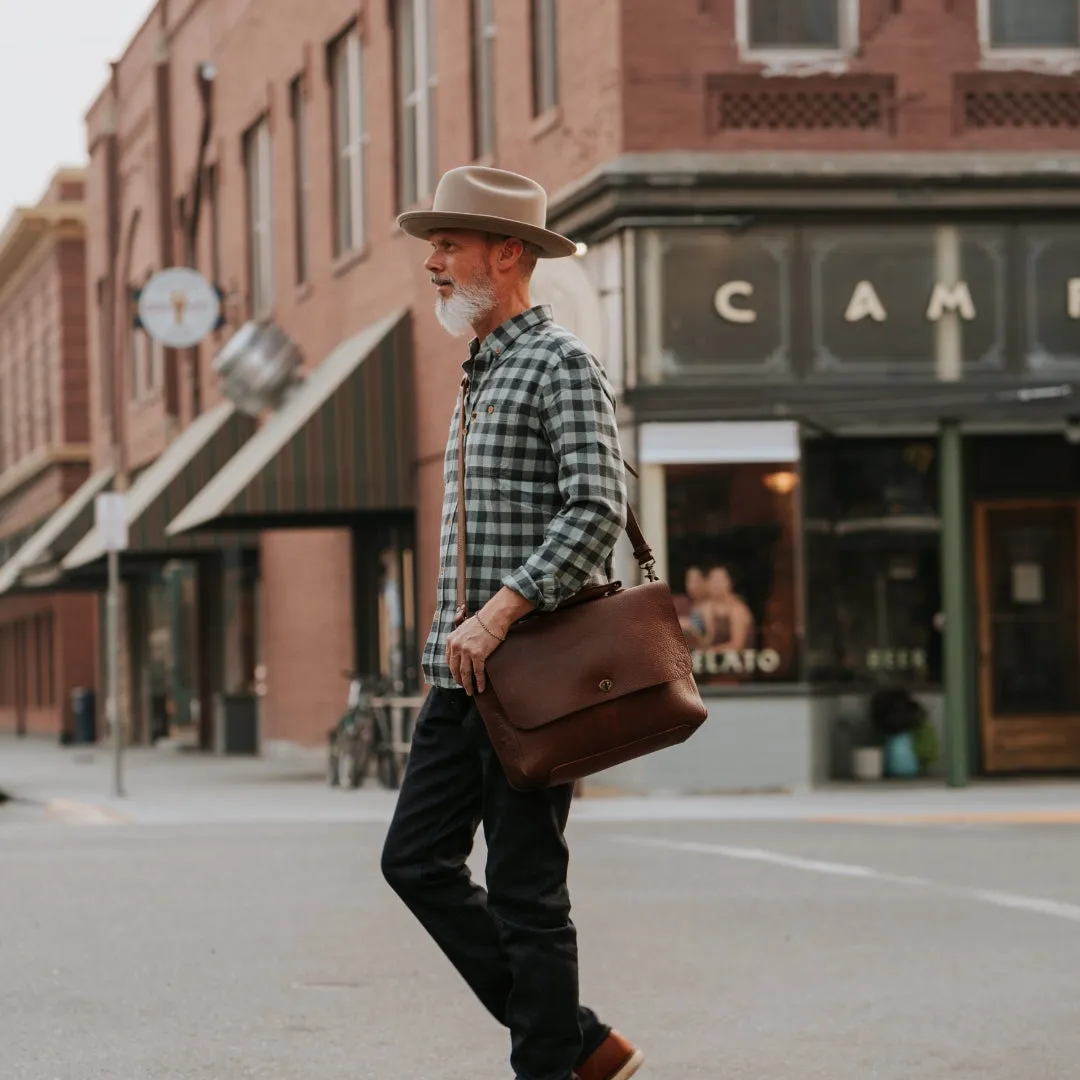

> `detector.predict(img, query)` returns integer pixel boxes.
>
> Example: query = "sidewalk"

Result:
[4,734,1080,826]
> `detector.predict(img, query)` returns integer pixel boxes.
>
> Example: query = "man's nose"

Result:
[425,251,443,274]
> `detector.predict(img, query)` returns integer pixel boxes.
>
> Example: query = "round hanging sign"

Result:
[137,267,222,349]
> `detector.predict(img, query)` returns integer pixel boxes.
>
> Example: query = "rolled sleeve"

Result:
[502,350,626,611]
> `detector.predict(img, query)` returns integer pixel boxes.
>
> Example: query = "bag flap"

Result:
[482,582,693,731]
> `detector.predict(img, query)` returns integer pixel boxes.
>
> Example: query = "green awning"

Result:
[0,468,114,595]
[166,308,414,535]
[62,401,257,571]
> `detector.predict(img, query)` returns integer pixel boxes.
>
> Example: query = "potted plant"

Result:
[869,686,927,779]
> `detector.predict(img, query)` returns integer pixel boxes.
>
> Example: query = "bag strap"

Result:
[455,375,657,623]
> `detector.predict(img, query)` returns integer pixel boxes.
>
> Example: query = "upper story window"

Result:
[329,30,369,258]
[243,117,274,320]
[472,0,497,158]
[531,0,559,116]
[983,0,1079,51]
[739,0,857,61]
[396,0,438,209]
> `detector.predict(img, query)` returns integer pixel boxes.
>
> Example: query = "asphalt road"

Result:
[4,808,1080,1080]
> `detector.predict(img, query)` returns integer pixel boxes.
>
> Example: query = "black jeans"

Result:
[381,687,610,1080]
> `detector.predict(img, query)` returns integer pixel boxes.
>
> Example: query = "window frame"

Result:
[243,117,275,320]
[396,0,438,209]
[978,0,1080,60]
[330,31,369,257]
[736,0,859,66]
[471,0,497,159]
[289,75,312,282]
[531,0,559,117]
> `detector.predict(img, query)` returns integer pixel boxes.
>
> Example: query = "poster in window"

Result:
[665,463,799,685]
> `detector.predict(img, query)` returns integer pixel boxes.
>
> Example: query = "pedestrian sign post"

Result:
[95,493,129,798]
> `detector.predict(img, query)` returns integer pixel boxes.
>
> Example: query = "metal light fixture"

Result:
[213,321,304,416]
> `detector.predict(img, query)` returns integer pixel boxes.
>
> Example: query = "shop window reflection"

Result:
[804,438,942,686]
[665,463,799,685]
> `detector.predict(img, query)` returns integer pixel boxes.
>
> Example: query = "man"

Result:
[381,165,644,1080]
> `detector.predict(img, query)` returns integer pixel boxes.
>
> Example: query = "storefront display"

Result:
[664,462,800,685]
[803,438,942,687]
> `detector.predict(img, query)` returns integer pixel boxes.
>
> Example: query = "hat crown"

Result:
[431,167,549,231]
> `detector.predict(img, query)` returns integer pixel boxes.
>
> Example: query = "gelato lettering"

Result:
[692,648,781,677]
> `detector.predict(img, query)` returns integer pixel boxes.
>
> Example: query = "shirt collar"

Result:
[463,305,554,374]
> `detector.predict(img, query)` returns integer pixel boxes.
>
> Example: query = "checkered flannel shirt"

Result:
[422,305,627,690]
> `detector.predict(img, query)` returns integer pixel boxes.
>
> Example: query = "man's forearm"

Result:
[480,586,536,638]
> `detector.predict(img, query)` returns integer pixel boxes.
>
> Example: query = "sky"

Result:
[0,0,157,222]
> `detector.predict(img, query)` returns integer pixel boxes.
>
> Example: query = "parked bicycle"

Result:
[326,673,406,789]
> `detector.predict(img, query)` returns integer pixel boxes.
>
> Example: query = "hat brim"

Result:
[396,210,577,259]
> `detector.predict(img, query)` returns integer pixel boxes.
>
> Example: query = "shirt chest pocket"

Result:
[464,397,541,479]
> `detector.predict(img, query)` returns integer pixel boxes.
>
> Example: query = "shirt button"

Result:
[471,411,477,419]
[487,405,494,414]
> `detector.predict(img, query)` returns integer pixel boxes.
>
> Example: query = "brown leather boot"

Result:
[574,1030,644,1080]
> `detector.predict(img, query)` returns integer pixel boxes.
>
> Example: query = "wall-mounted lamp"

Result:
[763,470,798,496]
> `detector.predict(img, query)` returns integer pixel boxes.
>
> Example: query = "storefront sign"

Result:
[645,225,1080,378]
[714,278,995,326]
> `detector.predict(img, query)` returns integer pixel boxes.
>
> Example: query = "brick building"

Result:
[14,0,1080,784]
[0,170,98,738]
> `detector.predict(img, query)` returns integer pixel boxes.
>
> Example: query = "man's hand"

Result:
[446,617,501,696]
[447,587,535,695]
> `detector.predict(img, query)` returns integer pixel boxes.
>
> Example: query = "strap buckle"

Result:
[641,559,659,583]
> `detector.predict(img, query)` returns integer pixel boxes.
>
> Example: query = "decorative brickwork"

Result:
[958,74,1080,131]
[709,75,896,133]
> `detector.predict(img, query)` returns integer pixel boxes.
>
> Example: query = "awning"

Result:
[62,401,257,571]
[166,308,413,536]
[0,467,114,595]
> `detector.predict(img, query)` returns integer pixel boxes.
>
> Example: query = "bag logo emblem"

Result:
[599,679,614,692]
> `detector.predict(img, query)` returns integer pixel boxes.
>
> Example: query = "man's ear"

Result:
[496,236,525,270]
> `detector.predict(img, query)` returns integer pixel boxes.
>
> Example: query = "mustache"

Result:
[431,276,454,286]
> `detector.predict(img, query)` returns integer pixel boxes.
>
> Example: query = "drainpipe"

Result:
[182,63,217,418]
[154,16,179,424]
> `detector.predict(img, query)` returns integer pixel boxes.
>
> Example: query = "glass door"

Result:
[976,502,1080,772]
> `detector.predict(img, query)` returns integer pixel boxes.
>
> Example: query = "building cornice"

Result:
[0,445,93,506]
[0,203,86,297]
[548,152,1080,239]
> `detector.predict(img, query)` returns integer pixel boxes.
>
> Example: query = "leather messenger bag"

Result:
[455,377,708,792]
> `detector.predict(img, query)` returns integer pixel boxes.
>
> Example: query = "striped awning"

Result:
[166,308,414,536]
[0,468,114,595]
[62,402,258,571]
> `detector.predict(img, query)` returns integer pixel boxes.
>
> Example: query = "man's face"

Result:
[425,230,498,337]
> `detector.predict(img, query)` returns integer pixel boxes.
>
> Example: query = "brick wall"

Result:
[621,0,1080,153]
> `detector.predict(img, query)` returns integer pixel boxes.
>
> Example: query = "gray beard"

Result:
[435,278,497,337]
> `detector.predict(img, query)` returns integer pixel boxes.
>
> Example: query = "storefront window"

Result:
[804,438,942,686]
[665,462,800,685]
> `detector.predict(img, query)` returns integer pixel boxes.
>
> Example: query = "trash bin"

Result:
[215,693,258,755]
[71,688,97,745]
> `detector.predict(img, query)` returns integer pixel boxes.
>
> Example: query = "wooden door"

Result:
[976,502,1080,772]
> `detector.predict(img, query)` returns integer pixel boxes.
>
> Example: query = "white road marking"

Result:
[613,835,1080,923]
[974,890,1080,923]
[45,798,128,826]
